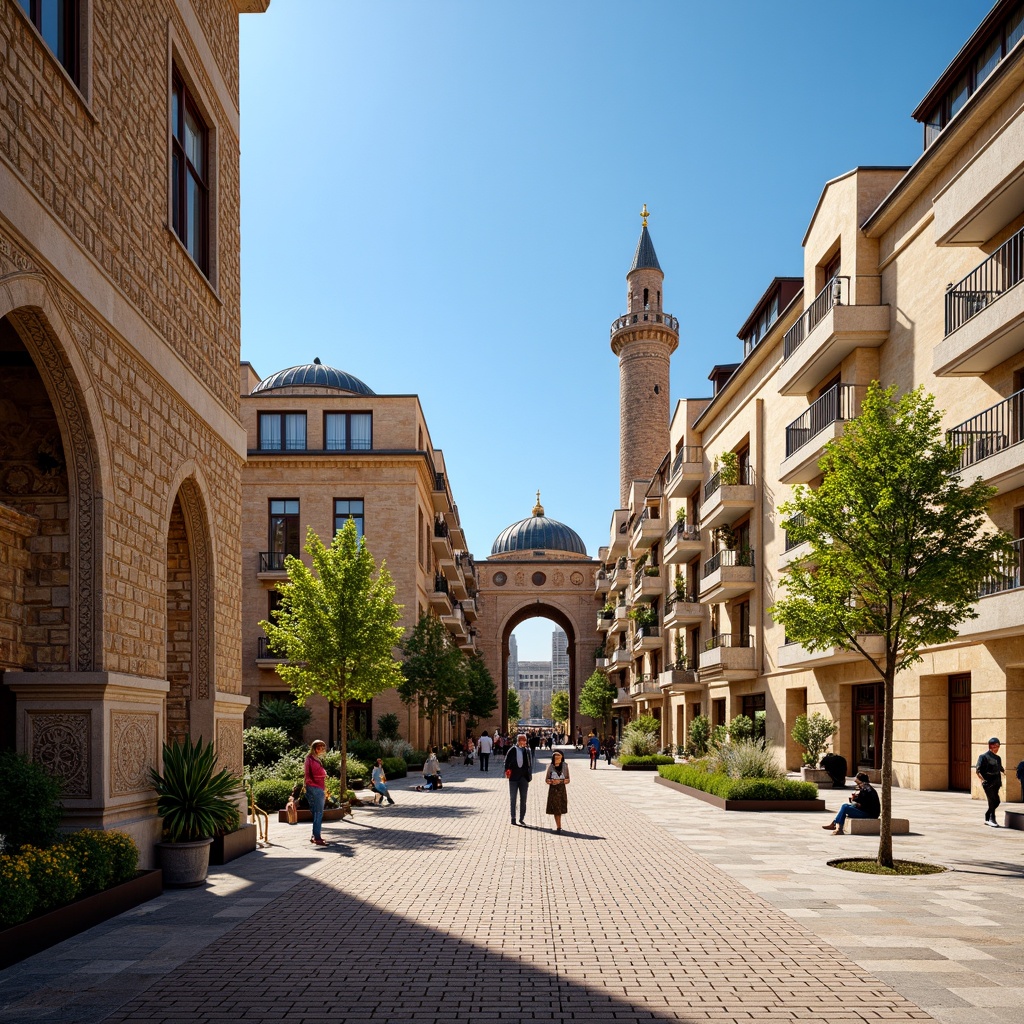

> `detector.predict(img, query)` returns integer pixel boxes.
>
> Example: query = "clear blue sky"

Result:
[239,0,991,657]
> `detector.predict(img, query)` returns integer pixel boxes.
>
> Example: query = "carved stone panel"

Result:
[216,719,244,778]
[29,711,90,798]
[110,711,158,797]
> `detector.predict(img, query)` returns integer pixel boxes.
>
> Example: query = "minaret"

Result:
[610,205,678,506]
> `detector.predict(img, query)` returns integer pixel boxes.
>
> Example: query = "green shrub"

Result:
[256,699,311,745]
[242,726,291,767]
[619,755,675,767]
[150,738,241,842]
[379,738,413,760]
[347,738,383,764]
[688,715,711,756]
[727,714,755,742]
[704,739,784,780]
[0,750,63,853]
[269,748,307,782]
[382,757,407,779]
[406,750,428,769]
[658,764,818,800]
[251,778,294,811]
[0,853,37,926]
[95,831,139,885]
[619,727,659,757]
[377,713,400,740]
[61,830,113,896]
[791,712,837,767]
[20,843,81,912]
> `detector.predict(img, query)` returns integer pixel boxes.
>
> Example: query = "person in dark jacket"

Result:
[819,752,848,789]
[976,737,1005,827]
[504,734,533,825]
[821,772,880,835]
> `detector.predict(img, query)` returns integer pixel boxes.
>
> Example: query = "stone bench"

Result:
[849,817,909,835]
[1003,809,1024,831]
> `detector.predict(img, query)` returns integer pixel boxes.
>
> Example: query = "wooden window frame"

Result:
[171,69,210,276]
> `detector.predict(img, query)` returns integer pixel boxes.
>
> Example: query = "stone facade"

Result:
[0,1,267,865]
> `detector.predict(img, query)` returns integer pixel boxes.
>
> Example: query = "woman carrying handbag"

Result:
[545,750,570,832]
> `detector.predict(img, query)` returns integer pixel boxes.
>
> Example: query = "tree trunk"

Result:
[339,694,349,798]
[877,667,895,868]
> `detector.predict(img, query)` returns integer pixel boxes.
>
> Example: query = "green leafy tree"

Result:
[506,688,522,730]
[791,712,837,767]
[550,689,570,732]
[772,382,1011,867]
[260,520,404,794]
[376,713,400,740]
[454,652,498,722]
[399,611,466,744]
[577,670,617,732]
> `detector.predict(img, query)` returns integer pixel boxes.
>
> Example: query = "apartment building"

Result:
[598,0,1024,792]
[240,359,478,750]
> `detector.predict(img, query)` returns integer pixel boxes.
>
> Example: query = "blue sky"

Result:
[239,0,991,657]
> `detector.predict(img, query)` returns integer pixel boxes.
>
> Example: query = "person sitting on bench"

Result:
[821,772,879,835]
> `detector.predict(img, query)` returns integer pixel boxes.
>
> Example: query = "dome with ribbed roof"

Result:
[251,358,375,396]
[490,494,588,559]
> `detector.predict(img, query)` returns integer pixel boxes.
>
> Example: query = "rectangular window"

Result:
[324,412,372,451]
[18,0,78,81]
[1009,6,1024,52]
[741,693,766,740]
[334,498,364,539]
[976,36,1001,88]
[949,72,970,118]
[259,412,306,450]
[171,70,209,275]
[269,500,301,559]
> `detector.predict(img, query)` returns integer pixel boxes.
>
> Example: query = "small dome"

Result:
[251,359,375,396]
[491,495,587,558]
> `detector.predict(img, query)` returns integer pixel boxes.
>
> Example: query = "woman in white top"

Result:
[418,747,441,790]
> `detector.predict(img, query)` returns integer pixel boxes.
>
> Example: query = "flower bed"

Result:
[656,764,825,811]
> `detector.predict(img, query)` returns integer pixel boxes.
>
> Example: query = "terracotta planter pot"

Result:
[156,837,214,888]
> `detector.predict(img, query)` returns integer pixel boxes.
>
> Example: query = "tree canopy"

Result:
[506,688,522,731]
[577,671,617,730]
[454,652,499,723]
[772,382,1010,865]
[398,611,466,744]
[550,689,570,730]
[259,520,404,792]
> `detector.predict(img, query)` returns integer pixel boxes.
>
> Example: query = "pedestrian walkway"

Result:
[1,750,1018,1024]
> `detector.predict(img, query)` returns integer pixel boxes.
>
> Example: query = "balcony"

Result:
[935,227,1024,376]
[257,550,294,577]
[608,510,629,558]
[461,597,477,622]
[629,672,662,698]
[778,277,889,396]
[666,446,704,498]
[428,574,452,614]
[632,625,662,652]
[947,389,1024,494]
[631,508,663,550]
[609,309,680,348]
[779,384,860,483]
[664,521,702,564]
[596,609,615,632]
[956,538,1024,642]
[699,464,755,530]
[594,569,609,595]
[595,656,611,670]
[608,603,630,634]
[611,647,633,668]
[659,660,700,692]
[699,549,755,603]
[777,634,885,670]
[444,510,467,552]
[663,594,703,629]
[699,633,756,681]
[431,472,448,514]
[446,564,469,600]
[461,556,477,589]
[632,566,662,601]
[431,520,455,567]
[442,604,468,639]
[608,559,630,593]
[778,514,812,572]
[256,636,287,663]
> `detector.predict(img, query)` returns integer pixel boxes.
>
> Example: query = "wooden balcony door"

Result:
[948,674,972,792]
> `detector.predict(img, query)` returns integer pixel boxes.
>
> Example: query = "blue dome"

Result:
[491,513,587,557]
[252,360,375,396]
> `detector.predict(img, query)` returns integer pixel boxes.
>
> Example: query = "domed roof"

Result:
[251,358,375,396]
[490,494,587,557]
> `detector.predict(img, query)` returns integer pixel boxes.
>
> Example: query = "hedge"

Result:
[382,757,407,779]
[619,755,675,767]
[657,764,819,800]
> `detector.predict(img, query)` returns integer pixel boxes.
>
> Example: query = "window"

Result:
[171,70,209,274]
[269,500,300,559]
[741,693,766,740]
[334,498,364,539]
[18,1,78,81]
[259,412,306,450]
[976,35,1001,88]
[324,412,372,451]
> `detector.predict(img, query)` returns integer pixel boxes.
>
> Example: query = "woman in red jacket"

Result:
[304,740,329,846]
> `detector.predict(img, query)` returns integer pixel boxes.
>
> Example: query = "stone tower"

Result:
[610,206,679,506]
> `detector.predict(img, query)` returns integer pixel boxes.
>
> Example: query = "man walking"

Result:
[504,733,532,825]
[477,730,492,772]
[976,737,1005,827]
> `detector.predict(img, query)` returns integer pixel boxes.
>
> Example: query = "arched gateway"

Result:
[475,496,602,735]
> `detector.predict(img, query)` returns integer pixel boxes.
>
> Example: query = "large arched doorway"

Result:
[503,606,577,734]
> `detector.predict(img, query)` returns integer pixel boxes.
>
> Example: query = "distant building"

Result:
[517,660,553,720]
[508,634,520,692]
[551,628,569,692]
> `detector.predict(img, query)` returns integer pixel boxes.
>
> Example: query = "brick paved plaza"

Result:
[2,751,1022,1024]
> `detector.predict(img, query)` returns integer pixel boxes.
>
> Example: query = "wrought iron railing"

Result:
[785,384,860,457]
[702,549,755,578]
[434,519,449,538]
[610,310,679,336]
[433,574,449,595]
[979,538,1023,597]
[666,521,700,546]
[634,565,661,588]
[670,445,703,478]
[257,636,286,659]
[946,388,1023,471]
[783,276,847,360]
[703,632,752,652]
[784,513,807,551]
[666,591,699,611]
[945,225,1024,336]
[703,464,754,502]
[434,472,445,491]
[632,507,661,536]
[259,550,295,572]
[665,657,698,672]
[633,625,660,643]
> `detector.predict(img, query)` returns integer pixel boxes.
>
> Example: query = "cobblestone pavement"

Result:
[1,750,1019,1024]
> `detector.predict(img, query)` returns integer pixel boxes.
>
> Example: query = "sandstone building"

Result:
[0,0,268,863]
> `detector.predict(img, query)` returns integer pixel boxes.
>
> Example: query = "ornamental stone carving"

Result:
[30,712,90,798]
[216,719,244,778]
[570,571,585,586]
[110,712,158,796]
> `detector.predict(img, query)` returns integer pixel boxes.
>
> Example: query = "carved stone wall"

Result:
[29,710,91,798]
[110,711,158,797]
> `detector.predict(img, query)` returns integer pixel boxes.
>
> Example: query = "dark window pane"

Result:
[976,36,1000,87]
[1009,6,1024,51]
[186,173,202,263]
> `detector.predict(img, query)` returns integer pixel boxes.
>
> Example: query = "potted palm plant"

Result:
[149,737,241,888]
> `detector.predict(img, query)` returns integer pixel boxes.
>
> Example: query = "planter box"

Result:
[278,805,351,823]
[210,823,258,866]
[654,776,826,812]
[800,767,834,788]
[620,763,660,771]
[0,870,163,970]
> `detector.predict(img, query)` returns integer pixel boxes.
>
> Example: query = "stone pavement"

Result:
[0,750,1019,1024]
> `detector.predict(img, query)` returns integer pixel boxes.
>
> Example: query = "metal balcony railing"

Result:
[433,574,449,595]
[945,225,1024,336]
[979,538,1023,597]
[784,513,807,551]
[666,590,699,610]
[783,276,848,360]
[702,549,755,578]
[434,519,450,538]
[666,522,700,546]
[610,310,679,337]
[257,636,286,659]
[259,550,295,572]
[703,463,754,502]
[785,384,860,457]
[633,625,660,642]
[631,507,661,536]
[947,388,1024,471]
[434,472,445,491]
[634,565,660,588]
[670,445,703,478]
[703,632,753,652]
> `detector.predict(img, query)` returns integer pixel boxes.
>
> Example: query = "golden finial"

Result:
[641,203,649,228]
[532,490,545,517]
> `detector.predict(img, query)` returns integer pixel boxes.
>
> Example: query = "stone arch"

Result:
[0,275,109,671]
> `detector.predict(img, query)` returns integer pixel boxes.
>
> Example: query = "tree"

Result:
[577,671,617,732]
[550,689,570,733]
[791,712,837,767]
[506,688,522,731]
[453,653,498,724]
[398,611,466,745]
[260,520,404,794]
[771,382,1011,867]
